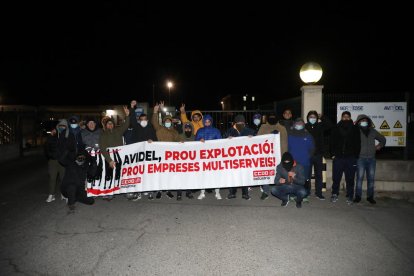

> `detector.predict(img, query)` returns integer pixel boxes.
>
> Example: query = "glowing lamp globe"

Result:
[300,62,323,84]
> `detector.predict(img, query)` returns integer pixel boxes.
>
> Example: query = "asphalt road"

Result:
[1,149,413,275]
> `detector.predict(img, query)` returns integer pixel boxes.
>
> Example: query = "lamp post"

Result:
[167,81,173,106]
[299,62,324,119]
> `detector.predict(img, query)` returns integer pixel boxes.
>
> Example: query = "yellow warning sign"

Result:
[380,131,391,136]
[392,131,404,137]
[394,120,403,128]
[398,137,405,146]
[379,120,390,129]
[371,122,375,128]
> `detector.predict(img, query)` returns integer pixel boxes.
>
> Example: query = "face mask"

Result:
[267,117,277,125]
[164,122,172,128]
[75,156,86,166]
[185,131,192,138]
[309,118,317,124]
[70,124,78,129]
[282,160,293,172]
[253,119,261,126]
[360,121,368,127]
[140,120,148,127]
[295,125,304,130]
[57,127,66,133]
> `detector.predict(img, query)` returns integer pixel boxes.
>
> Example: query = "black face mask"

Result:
[267,117,277,125]
[185,131,192,138]
[281,152,294,171]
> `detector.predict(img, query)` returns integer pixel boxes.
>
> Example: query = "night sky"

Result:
[0,2,411,109]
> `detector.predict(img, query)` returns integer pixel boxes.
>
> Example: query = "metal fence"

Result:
[181,110,275,135]
[0,110,19,145]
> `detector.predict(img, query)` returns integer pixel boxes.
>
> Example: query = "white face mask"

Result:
[70,123,78,129]
[164,122,172,128]
[309,118,317,124]
[140,120,148,128]
[360,121,368,127]
[295,125,304,130]
[253,119,261,126]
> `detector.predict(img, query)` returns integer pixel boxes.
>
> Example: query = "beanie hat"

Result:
[253,113,261,120]
[294,117,305,124]
[234,114,245,123]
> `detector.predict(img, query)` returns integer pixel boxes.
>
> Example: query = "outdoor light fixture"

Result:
[167,81,173,106]
[106,109,115,116]
[300,62,323,84]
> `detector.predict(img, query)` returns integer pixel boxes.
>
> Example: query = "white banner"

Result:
[86,134,281,196]
[337,102,407,147]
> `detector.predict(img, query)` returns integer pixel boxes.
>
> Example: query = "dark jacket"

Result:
[127,109,158,143]
[287,128,315,167]
[330,120,361,158]
[274,161,305,186]
[355,114,386,158]
[224,125,255,138]
[305,115,333,155]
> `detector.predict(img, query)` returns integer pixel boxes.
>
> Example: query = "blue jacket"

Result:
[195,114,222,141]
[288,129,315,166]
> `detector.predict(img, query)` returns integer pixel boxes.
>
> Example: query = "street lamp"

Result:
[167,81,173,106]
[299,62,323,84]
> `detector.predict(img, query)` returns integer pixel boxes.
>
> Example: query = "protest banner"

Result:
[86,134,281,196]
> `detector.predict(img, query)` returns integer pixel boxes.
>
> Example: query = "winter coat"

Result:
[257,122,288,154]
[195,115,222,141]
[355,114,386,158]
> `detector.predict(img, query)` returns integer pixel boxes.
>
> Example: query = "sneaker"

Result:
[46,194,55,203]
[177,195,182,201]
[353,196,361,203]
[248,187,252,191]
[215,193,222,200]
[281,200,289,207]
[197,193,205,200]
[166,191,174,199]
[296,201,302,208]
[330,194,338,203]
[289,196,296,202]
[260,186,264,193]
[126,193,135,200]
[367,197,376,204]
[68,204,76,211]
[61,194,68,203]
[227,194,236,200]
[346,198,353,205]
[315,194,325,200]
[242,194,251,200]
[156,192,162,199]
[148,193,154,200]
[186,193,194,199]
[260,192,269,200]
[132,193,142,201]
[302,197,309,203]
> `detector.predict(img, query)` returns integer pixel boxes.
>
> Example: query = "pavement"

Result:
[1,148,413,275]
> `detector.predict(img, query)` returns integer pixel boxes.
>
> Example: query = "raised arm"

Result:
[151,103,161,131]
[180,103,190,124]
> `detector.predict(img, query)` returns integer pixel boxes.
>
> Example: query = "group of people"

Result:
[44,100,386,210]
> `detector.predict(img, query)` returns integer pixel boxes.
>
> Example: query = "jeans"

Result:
[271,184,307,202]
[332,157,357,199]
[302,164,311,196]
[355,158,376,198]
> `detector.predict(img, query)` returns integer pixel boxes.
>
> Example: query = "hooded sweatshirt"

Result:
[355,114,386,158]
[180,109,204,135]
[99,116,130,163]
[180,123,196,141]
[257,121,288,154]
[81,119,102,150]
[195,114,222,141]
[151,113,181,142]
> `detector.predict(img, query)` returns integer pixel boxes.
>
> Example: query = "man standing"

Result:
[330,111,361,204]
[354,114,386,204]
